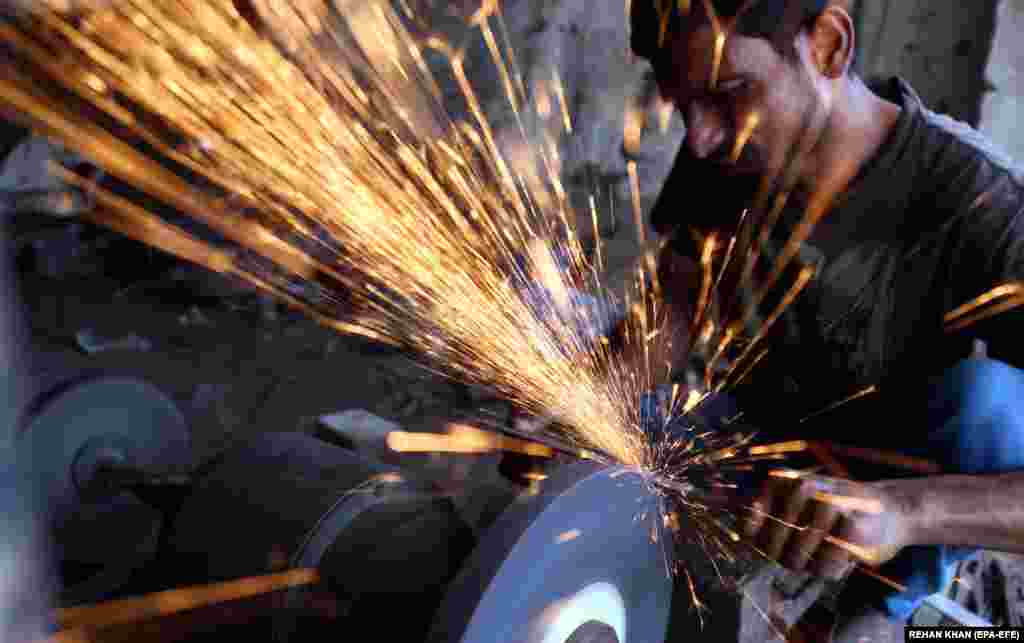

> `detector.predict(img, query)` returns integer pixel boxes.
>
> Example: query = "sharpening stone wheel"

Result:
[429,461,674,643]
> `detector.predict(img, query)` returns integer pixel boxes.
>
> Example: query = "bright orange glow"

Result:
[387,424,554,458]
[557,529,581,543]
[55,568,317,632]
[748,441,809,456]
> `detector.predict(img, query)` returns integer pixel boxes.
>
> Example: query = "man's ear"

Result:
[809,5,855,79]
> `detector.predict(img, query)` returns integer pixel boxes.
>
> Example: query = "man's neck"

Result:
[805,76,902,204]
[778,76,902,243]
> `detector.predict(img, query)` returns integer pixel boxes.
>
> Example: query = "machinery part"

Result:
[429,462,674,643]
[0,135,104,218]
[499,450,551,487]
[915,593,994,627]
[16,374,193,606]
[315,408,401,465]
[166,432,475,643]
[74,328,153,354]
[0,188,92,218]
[0,202,53,642]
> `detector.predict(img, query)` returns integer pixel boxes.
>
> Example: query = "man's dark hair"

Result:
[629,0,829,63]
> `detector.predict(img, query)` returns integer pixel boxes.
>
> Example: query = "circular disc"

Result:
[430,462,673,643]
[17,374,192,603]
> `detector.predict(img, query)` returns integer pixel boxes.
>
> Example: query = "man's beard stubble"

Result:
[650,146,764,258]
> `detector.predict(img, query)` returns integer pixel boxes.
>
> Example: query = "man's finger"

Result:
[744,477,793,542]
[759,480,812,561]
[782,500,842,572]
[808,547,853,582]
[807,516,854,581]
[743,484,772,539]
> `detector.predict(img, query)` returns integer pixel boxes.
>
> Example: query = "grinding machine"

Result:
[164,430,676,643]
[10,365,679,643]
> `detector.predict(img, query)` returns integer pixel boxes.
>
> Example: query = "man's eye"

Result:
[716,79,747,95]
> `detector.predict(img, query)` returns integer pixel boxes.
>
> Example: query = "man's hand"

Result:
[743,471,917,580]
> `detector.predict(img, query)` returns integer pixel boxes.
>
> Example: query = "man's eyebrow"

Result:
[654,44,739,99]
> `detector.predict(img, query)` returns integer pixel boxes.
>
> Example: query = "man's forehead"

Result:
[666,26,772,92]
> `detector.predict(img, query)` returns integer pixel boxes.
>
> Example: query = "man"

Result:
[627,0,1024,638]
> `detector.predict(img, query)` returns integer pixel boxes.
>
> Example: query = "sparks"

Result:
[1,0,667,467]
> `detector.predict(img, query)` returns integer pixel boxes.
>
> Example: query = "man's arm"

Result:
[742,471,1024,581]
[899,472,1024,554]
[897,170,1024,553]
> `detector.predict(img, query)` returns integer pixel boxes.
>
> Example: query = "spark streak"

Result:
[387,423,555,457]
[715,265,816,391]
[691,233,717,338]
[944,281,1024,332]
[799,385,878,424]
[749,441,809,456]
[730,111,760,164]
[55,568,318,631]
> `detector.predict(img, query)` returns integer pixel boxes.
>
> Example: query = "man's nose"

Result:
[685,102,727,160]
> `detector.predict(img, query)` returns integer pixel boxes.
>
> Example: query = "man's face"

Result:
[652,25,823,232]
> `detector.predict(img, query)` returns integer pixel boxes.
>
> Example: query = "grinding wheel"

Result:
[16,374,192,606]
[429,462,674,643]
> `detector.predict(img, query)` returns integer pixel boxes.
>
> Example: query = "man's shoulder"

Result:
[916,110,1024,204]
[891,77,1024,189]
[873,78,1024,237]
[921,109,1022,179]
[867,77,1017,181]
